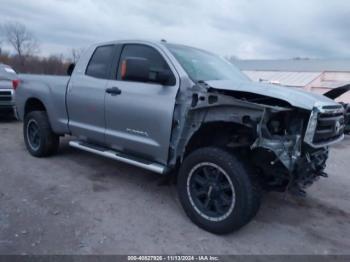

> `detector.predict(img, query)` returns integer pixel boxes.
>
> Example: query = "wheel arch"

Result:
[23,98,57,134]
[24,97,47,116]
[183,121,254,159]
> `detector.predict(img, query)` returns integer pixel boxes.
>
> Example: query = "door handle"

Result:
[106,87,122,96]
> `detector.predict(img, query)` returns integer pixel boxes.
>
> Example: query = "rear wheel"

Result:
[177,147,261,234]
[24,111,59,157]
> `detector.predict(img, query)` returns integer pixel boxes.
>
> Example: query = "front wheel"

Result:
[24,111,59,157]
[177,147,261,234]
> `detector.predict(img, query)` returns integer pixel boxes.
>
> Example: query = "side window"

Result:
[117,44,174,84]
[86,45,115,79]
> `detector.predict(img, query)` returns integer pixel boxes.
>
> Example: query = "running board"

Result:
[69,141,167,174]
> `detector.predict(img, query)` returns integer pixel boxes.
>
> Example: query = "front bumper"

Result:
[0,105,17,116]
[295,148,328,182]
[0,89,16,116]
[252,104,344,194]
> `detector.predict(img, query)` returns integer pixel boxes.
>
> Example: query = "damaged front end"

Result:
[171,81,345,196]
[250,104,344,196]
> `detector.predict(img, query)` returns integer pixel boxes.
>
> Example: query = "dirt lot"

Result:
[0,119,349,255]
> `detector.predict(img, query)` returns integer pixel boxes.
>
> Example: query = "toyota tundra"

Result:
[14,40,345,234]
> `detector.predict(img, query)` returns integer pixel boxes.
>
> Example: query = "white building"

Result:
[233,59,350,103]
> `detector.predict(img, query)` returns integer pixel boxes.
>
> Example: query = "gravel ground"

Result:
[0,119,349,255]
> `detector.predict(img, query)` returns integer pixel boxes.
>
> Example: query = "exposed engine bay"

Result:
[170,81,345,196]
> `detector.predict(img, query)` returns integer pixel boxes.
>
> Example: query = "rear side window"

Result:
[117,44,173,82]
[86,45,115,79]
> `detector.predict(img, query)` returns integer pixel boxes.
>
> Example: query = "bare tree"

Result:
[71,48,84,64]
[3,22,39,64]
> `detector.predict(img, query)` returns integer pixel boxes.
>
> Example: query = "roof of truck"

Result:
[92,39,206,52]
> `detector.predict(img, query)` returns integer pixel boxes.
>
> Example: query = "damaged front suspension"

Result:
[251,109,329,196]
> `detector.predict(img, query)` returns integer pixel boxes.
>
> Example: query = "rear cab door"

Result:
[105,43,179,165]
[66,44,119,144]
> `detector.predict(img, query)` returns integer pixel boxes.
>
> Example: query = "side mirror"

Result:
[122,58,150,82]
[67,63,75,76]
[155,69,174,86]
[122,58,174,85]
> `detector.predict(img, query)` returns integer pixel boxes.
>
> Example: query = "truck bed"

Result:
[19,74,70,87]
[16,74,71,134]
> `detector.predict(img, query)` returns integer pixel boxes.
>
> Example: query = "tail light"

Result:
[12,79,20,90]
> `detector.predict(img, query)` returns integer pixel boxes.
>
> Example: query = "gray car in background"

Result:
[0,64,18,117]
[14,40,346,234]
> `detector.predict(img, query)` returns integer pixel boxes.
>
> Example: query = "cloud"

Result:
[0,0,349,59]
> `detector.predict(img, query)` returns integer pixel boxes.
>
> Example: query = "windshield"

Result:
[167,44,249,83]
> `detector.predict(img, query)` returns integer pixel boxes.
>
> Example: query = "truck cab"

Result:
[66,41,180,165]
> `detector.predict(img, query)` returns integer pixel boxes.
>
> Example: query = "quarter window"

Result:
[86,45,115,79]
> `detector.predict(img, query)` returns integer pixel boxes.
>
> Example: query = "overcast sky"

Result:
[0,0,349,59]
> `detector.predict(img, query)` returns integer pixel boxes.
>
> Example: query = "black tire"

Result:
[24,111,59,157]
[177,147,262,234]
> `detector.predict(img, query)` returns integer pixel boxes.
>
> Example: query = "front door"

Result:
[105,44,179,164]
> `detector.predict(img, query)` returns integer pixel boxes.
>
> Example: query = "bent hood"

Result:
[205,80,340,110]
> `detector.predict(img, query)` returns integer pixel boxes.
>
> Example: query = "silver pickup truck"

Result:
[15,40,345,234]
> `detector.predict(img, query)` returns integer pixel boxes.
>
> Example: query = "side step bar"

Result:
[69,141,167,174]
